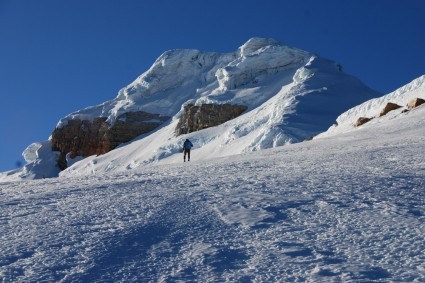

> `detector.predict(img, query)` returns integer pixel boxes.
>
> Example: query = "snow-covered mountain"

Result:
[1,38,384,181]
[317,74,425,138]
[1,89,424,282]
[61,72,424,179]
[1,37,425,282]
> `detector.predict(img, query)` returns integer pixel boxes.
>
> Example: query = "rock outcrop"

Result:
[176,104,248,136]
[355,117,372,127]
[407,98,425,109]
[352,97,425,128]
[379,102,402,117]
[52,111,170,170]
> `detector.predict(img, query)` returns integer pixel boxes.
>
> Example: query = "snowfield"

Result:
[1,105,424,282]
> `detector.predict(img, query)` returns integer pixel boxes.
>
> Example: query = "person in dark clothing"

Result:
[182,139,193,162]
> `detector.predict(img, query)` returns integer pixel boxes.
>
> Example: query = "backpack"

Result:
[183,140,193,149]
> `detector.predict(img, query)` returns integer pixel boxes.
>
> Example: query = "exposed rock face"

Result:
[52,111,170,170]
[379,102,402,117]
[176,104,248,135]
[407,98,425,109]
[355,117,372,127]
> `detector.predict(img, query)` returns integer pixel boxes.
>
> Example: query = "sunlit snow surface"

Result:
[5,38,382,180]
[1,105,424,282]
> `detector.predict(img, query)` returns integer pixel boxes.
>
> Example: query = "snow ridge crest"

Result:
[1,38,387,180]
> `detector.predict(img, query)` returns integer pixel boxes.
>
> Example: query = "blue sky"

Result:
[0,0,424,172]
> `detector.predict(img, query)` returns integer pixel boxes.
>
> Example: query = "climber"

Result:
[182,139,193,162]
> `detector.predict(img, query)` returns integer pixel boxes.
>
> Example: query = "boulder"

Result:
[379,102,402,117]
[176,104,248,135]
[407,97,425,109]
[51,111,169,170]
[355,117,372,127]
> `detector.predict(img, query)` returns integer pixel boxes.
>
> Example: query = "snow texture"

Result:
[1,104,424,282]
[6,141,61,180]
[318,75,425,138]
[58,53,380,178]
[0,38,381,180]
[1,37,383,180]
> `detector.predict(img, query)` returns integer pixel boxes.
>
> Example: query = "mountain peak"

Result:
[1,38,384,181]
[239,37,283,56]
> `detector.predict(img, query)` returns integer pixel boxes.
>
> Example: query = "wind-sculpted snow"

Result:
[3,37,382,180]
[216,39,309,90]
[1,107,424,282]
[56,38,311,127]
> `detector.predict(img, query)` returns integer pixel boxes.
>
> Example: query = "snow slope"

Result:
[0,38,381,180]
[318,75,425,138]
[1,100,424,282]
[59,40,381,177]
